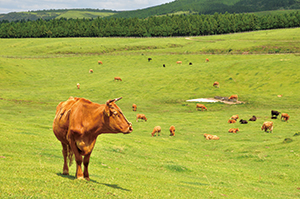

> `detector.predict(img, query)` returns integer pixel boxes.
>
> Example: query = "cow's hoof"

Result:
[85,177,90,181]
[63,170,69,175]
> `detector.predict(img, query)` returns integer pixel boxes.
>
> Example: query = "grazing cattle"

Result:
[228,128,239,133]
[261,121,273,133]
[196,104,207,111]
[231,115,239,121]
[176,61,182,64]
[169,125,175,136]
[228,95,238,101]
[277,95,283,97]
[114,77,122,81]
[148,58,152,62]
[205,58,209,62]
[77,83,80,89]
[136,114,147,122]
[239,119,248,124]
[189,62,192,65]
[89,69,93,73]
[281,113,290,122]
[151,126,161,137]
[98,61,103,64]
[249,115,257,121]
[203,133,219,140]
[213,81,219,88]
[132,104,137,111]
[228,119,236,123]
[53,97,133,180]
[163,64,166,67]
[271,110,280,119]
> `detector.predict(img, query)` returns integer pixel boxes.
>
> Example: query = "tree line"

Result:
[0,11,300,38]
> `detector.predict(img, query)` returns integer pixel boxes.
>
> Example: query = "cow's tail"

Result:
[67,144,74,166]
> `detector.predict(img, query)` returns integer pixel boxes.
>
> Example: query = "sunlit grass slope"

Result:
[0,28,300,198]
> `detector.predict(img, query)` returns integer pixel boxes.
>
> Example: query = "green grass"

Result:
[57,10,116,19]
[1,28,300,198]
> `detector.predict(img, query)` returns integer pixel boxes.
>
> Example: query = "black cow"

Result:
[239,119,248,124]
[163,64,165,67]
[189,62,192,65]
[271,110,280,119]
[148,58,152,62]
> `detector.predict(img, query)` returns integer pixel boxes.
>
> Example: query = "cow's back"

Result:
[53,97,81,144]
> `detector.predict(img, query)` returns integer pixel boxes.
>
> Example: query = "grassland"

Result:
[0,28,300,198]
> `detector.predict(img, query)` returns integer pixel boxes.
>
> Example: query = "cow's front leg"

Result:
[69,135,84,179]
[75,157,84,179]
[61,143,69,175]
[83,153,91,181]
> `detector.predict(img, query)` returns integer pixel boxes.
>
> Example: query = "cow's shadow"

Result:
[57,173,131,191]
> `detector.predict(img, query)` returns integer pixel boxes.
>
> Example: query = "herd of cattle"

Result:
[53,58,290,180]
[203,107,290,140]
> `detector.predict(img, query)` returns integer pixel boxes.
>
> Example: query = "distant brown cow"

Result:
[136,114,147,122]
[89,69,93,73]
[77,83,80,89]
[229,95,238,101]
[204,133,219,140]
[213,81,219,87]
[114,77,122,81]
[196,104,207,111]
[205,58,209,62]
[98,61,103,64]
[228,128,239,133]
[261,121,273,133]
[176,61,182,64]
[169,125,175,136]
[231,115,239,121]
[151,126,161,137]
[281,113,290,122]
[132,104,137,111]
[228,119,236,123]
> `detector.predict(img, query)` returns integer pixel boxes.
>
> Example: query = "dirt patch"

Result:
[187,96,244,104]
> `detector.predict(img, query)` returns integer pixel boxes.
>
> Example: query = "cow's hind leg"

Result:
[61,143,69,175]
[83,153,91,181]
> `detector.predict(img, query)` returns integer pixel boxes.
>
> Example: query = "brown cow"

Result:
[228,128,239,133]
[281,113,290,122]
[205,58,209,62]
[261,121,273,133]
[77,83,80,89]
[196,104,207,111]
[132,104,137,111]
[53,97,132,180]
[231,115,239,121]
[136,114,147,122]
[89,69,93,73]
[213,81,219,87]
[114,77,122,81]
[98,61,103,64]
[176,61,182,64]
[228,119,236,123]
[151,126,161,137]
[169,125,175,136]
[203,133,219,140]
[229,95,238,101]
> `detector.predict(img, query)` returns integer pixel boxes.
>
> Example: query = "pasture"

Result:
[1,28,300,198]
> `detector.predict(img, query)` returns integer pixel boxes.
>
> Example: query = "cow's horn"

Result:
[114,97,122,102]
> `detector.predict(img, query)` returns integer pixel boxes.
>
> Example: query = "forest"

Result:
[0,11,300,38]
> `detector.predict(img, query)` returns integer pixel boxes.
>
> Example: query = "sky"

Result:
[0,0,175,14]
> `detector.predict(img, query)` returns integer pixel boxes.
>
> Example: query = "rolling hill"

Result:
[0,0,300,21]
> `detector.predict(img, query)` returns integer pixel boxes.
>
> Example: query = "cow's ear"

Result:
[105,100,113,117]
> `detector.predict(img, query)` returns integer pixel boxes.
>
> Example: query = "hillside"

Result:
[0,0,300,21]
[112,0,300,18]
[0,9,118,22]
